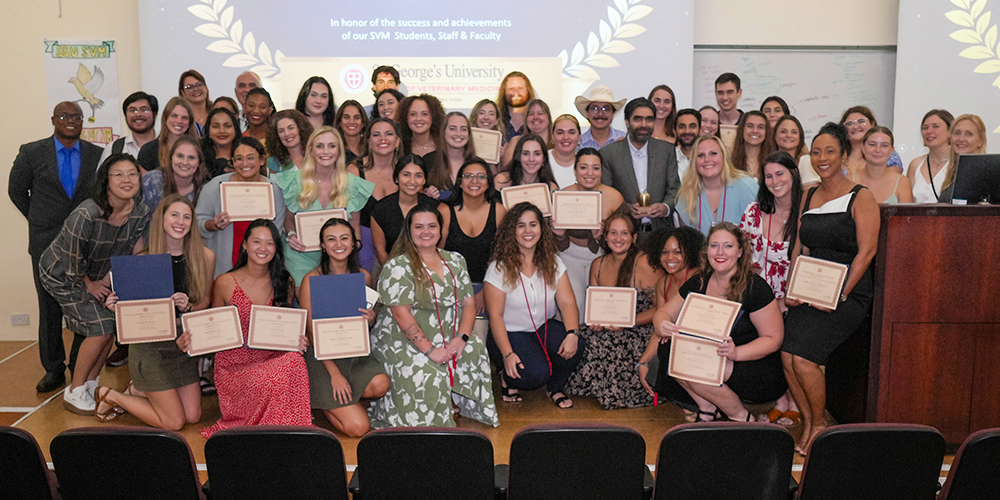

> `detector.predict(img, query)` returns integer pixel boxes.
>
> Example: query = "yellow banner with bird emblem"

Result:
[44,39,120,145]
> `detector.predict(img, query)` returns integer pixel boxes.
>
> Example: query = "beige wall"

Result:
[0,0,899,341]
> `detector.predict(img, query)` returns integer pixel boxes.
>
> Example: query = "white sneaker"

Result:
[62,385,95,416]
[84,378,99,400]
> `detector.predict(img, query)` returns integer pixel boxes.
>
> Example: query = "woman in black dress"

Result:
[782,122,879,454]
[649,222,787,422]
[371,154,438,265]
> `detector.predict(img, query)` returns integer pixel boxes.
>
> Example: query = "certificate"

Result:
[470,128,503,164]
[719,125,738,153]
[786,255,849,310]
[584,286,637,328]
[668,334,726,385]
[552,191,603,230]
[220,182,276,222]
[501,183,552,217]
[313,317,371,360]
[365,286,380,309]
[115,298,176,345]
[182,306,244,356]
[675,293,742,342]
[247,305,307,352]
[294,209,349,252]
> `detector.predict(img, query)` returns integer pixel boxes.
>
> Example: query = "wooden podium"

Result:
[828,204,1000,446]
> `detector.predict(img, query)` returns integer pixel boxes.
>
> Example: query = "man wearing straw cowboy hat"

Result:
[575,84,627,151]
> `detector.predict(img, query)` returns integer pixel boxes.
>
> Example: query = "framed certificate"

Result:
[552,191,603,230]
[470,128,503,164]
[294,209,349,252]
[220,182,276,222]
[668,333,726,385]
[247,305,307,352]
[584,286,637,328]
[115,298,177,345]
[501,183,552,217]
[786,255,849,310]
[719,124,738,153]
[182,306,244,356]
[313,317,370,360]
[675,293,742,342]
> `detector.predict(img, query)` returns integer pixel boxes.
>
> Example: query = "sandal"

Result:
[500,380,523,403]
[766,408,783,423]
[94,387,123,422]
[548,391,573,409]
[778,410,802,427]
[694,409,719,422]
[200,376,216,395]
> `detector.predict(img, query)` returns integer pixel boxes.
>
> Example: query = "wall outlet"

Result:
[11,314,30,326]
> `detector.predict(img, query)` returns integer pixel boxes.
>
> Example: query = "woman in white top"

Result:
[484,202,582,409]
[906,109,954,203]
[548,114,581,189]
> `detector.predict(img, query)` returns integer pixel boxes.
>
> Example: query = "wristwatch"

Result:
[840,293,848,303]
[460,333,470,342]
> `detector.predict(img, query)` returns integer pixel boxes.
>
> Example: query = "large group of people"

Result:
[8,66,989,454]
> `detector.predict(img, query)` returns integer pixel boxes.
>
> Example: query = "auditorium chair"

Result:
[794,423,945,500]
[204,425,349,500]
[939,428,1000,500]
[50,426,205,500]
[349,427,498,500]
[652,422,795,500]
[503,423,653,500]
[0,426,58,500]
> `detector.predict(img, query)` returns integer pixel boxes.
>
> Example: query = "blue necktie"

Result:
[60,148,75,197]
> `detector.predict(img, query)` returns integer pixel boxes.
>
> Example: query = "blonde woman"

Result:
[939,114,988,203]
[676,135,759,235]
[279,126,375,286]
[500,99,554,171]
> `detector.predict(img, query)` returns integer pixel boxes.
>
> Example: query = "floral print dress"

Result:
[370,250,498,428]
[740,202,791,298]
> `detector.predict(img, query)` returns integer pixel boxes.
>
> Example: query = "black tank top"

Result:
[444,201,497,283]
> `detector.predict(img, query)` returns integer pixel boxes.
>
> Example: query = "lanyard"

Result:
[663,269,691,304]
[519,273,552,376]
[424,252,459,386]
[698,185,728,232]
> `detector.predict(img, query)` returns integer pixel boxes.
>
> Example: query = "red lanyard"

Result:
[763,212,772,282]
[424,252,459,386]
[519,272,552,376]
[663,269,691,303]
[698,186,728,231]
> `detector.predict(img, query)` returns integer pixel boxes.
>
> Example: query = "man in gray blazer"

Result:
[9,101,102,393]
[600,98,681,233]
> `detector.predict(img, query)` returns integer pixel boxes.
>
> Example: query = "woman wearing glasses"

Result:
[840,106,902,176]
[179,70,212,135]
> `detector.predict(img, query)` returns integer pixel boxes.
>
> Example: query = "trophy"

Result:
[637,191,651,215]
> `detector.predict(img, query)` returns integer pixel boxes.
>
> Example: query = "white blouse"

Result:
[484,256,567,333]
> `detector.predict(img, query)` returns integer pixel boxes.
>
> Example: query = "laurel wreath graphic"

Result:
[558,0,651,80]
[947,0,1000,132]
[188,0,284,78]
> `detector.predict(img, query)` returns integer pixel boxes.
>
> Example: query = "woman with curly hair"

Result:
[484,202,583,409]
[265,109,314,174]
[396,94,446,162]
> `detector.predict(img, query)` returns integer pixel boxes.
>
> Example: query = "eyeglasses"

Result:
[587,104,614,114]
[109,171,139,180]
[843,118,869,127]
[183,82,205,91]
[126,107,152,115]
[57,113,83,121]
[231,155,258,164]
[461,173,488,181]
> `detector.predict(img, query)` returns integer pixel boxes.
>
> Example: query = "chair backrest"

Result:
[797,423,945,500]
[940,428,1000,500]
[653,422,794,500]
[507,423,647,500]
[204,425,349,500]
[0,426,57,500]
[356,427,495,500]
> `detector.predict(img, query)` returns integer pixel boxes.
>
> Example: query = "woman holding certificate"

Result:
[300,218,390,436]
[189,219,311,437]
[782,122,879,454]
[39,154,151,415]
[484,203,583,409]
[494,134,559,192]
[278,126,374,286]
[565,212,663,409]
[371,154,438,266]
[648,223,787,422]
[371,205,498,427]
[675,135,759,236]
[426,112,477,191]
[142,136,210,212]
[196,136,286,279]
[97,194,214,428]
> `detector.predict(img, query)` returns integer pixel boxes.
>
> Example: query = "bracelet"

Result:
[637,362,648,367]
[288,230,298,239]
[566,329,579,337]
[423,344,435,357]
[502,351,514,361]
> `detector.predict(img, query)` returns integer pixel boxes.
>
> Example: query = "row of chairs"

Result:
[2,422,997,499]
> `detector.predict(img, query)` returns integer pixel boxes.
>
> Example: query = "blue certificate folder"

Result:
[110,254,174,300]
[310,273,366,319]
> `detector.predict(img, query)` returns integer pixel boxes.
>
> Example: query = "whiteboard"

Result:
[693,48,896,143]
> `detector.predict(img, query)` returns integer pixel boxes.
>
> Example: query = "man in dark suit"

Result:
[9,101,101,392]
[600,98,681,234]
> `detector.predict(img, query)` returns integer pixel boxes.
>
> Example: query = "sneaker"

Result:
[84,378,99,401]
[62,385,95,416]
[105,345,129,367]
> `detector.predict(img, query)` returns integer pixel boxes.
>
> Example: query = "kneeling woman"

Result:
[485,202,583,409]
[300,218,390,436]
[646,223,786,421]
[371,205,498,427]
[179,219,312,438]
[98,194,214,429]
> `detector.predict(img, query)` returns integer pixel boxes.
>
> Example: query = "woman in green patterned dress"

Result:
[370,205,498,427]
